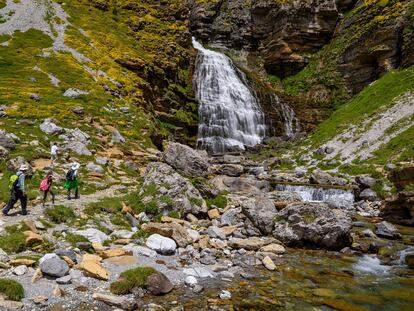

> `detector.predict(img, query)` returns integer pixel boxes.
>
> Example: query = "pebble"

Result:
[219,290,232,300]
[184,276,198,287]
[13,265,28,276]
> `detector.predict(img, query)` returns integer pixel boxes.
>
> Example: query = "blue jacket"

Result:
[16,171,25,192]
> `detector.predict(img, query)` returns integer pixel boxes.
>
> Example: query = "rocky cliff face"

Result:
[188,0,414,132]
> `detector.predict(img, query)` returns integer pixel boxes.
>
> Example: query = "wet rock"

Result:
[310,170,347,186]
[209,164,244,177]
[185,276,198,286]
[163,142,209,177]
[219,290,231,300]
[145,271,174,295]
[92,293,136,310]
[228,237,266,251]
[146,234,177,255]
[359,189,380,202]
[142,162,207,215]
[273,202,352,250]
[183,267,214,278]
[242,196,277,235]
[374,221,401,240]
[39,253,70,277]
[262,256,276,271]
[356,176,377,188]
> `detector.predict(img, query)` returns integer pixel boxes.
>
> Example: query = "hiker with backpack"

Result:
[64,161,80,200]
[3,164,29,216]
[40,171,55,208]
[50,142,59,166]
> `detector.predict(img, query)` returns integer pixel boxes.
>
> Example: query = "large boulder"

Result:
[273,202,352,250]
[310,170,348,186]
[145,271,174,295]
[163,142,209,177]
[141,222,193,247]
[39,253,69,277]
[0,130,16,150]
[39,119,64,135]
[146,234,177,255]
[242,197,278,235]
[374,221,401,240]
[210,175,269,195]
[141,162,207,215]
[209,164,244,177]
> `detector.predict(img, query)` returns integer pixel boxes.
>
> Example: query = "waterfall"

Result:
[271,94,301,138]
[274,184,355,204]
[192,38,265,154]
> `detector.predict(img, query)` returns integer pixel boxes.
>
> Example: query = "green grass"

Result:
[206,194,228,209]
[110,267,156,295]
[45,205,76,224]
[0,223,30,254]
[65,233,90,246]
[0,279,24,301]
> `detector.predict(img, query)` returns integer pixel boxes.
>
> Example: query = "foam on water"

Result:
[353,255,390,275]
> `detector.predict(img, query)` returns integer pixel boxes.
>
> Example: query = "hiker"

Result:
[3,165,29,216]
[40,171,55,208]
[64,161,80,200]
[50,142,59,165]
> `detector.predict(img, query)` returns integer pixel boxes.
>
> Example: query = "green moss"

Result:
[45,205,76,224]
[206,194,228,209]
[110,267,156,295]
[0,279,24,301]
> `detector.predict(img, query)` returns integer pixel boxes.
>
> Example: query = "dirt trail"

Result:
[0,183,129,227]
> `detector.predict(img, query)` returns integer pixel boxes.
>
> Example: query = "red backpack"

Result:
[39,178,50,191]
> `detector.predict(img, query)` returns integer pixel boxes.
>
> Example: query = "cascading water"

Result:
[192,38,265,154]
[274,184,355,204]
[271,94,301,138]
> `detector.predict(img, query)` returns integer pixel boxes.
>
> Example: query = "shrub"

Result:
[110,267,156,295]
[0,279,24,301]
[45,205,75,224]
[206,194,228,209]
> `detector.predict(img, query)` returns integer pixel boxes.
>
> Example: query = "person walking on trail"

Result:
[3,164,29,216]
[64,161,80,200]
[50,142,59,165]
[40,171,55,208]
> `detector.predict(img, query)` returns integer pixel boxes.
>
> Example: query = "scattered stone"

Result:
[359,189,380,202]
[374,221,401,240]
[185,276,198,287]
[53,285,65,297]
[209,164,244,177]
[187,228,200,243]
[218,290,232,300]
[183,267,214,278]
[71,106,84,115]
[56,275,72,285]
[12,265,28,276]
[31,268,43,283]
[39,119,64,135]
[32,296,48,305]
[86,162,104,174]
[112,130,126,143]
[0,300,24,310]
[9,259,35,266]
[192,284,204,294]
[259,244,286,254]
[242,196,278,235]
[29,93,41,101]
[262,256,276,271]
[208,209,220,220]
[101,248,127,259]
[310,170,347,186]
[146,234,177,255]
[145,271,174,295]
[92,293,135,310]
[356,176,377,188]
[0,248,9,262]
[207,226,226,240]
[24,231,44,247]
[39,253,70,277]
[74,228,109,244]
[80,260,109,280]
[55,249,77,263]
[63,88,89,98]
[142,222,193,247]
[228,237,266,251]
[125,245,157,258]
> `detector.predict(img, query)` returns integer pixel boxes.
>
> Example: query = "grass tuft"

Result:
[0,279,24,301]
[110,267,156,295]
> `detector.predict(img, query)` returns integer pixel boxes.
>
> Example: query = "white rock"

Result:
[187,228,200,242]
[123,245,157,258]
[74,228,109,244]
[183,267,213,278]
[184,276,198,286]
[13,265,28,276]
[219,290,232,300]
[146,234,177,255]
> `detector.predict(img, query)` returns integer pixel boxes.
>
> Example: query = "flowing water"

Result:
[271,94,301,138]
[192,38,265,154]
[274,184,355,204]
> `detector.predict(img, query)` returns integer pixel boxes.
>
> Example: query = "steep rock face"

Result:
[189,0,340,78]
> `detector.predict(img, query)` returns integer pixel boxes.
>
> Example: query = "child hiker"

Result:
[40,171,55,208]
[64,161,80,200]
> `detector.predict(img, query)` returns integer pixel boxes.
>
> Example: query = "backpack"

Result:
[66,168,75,181]
[39,178,50,191]
[9,174,19,191]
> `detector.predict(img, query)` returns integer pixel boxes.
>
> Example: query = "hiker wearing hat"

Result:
[3,164,29,216]
[64,161,80,200]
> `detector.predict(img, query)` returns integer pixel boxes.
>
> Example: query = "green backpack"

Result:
[9,174,19,190]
